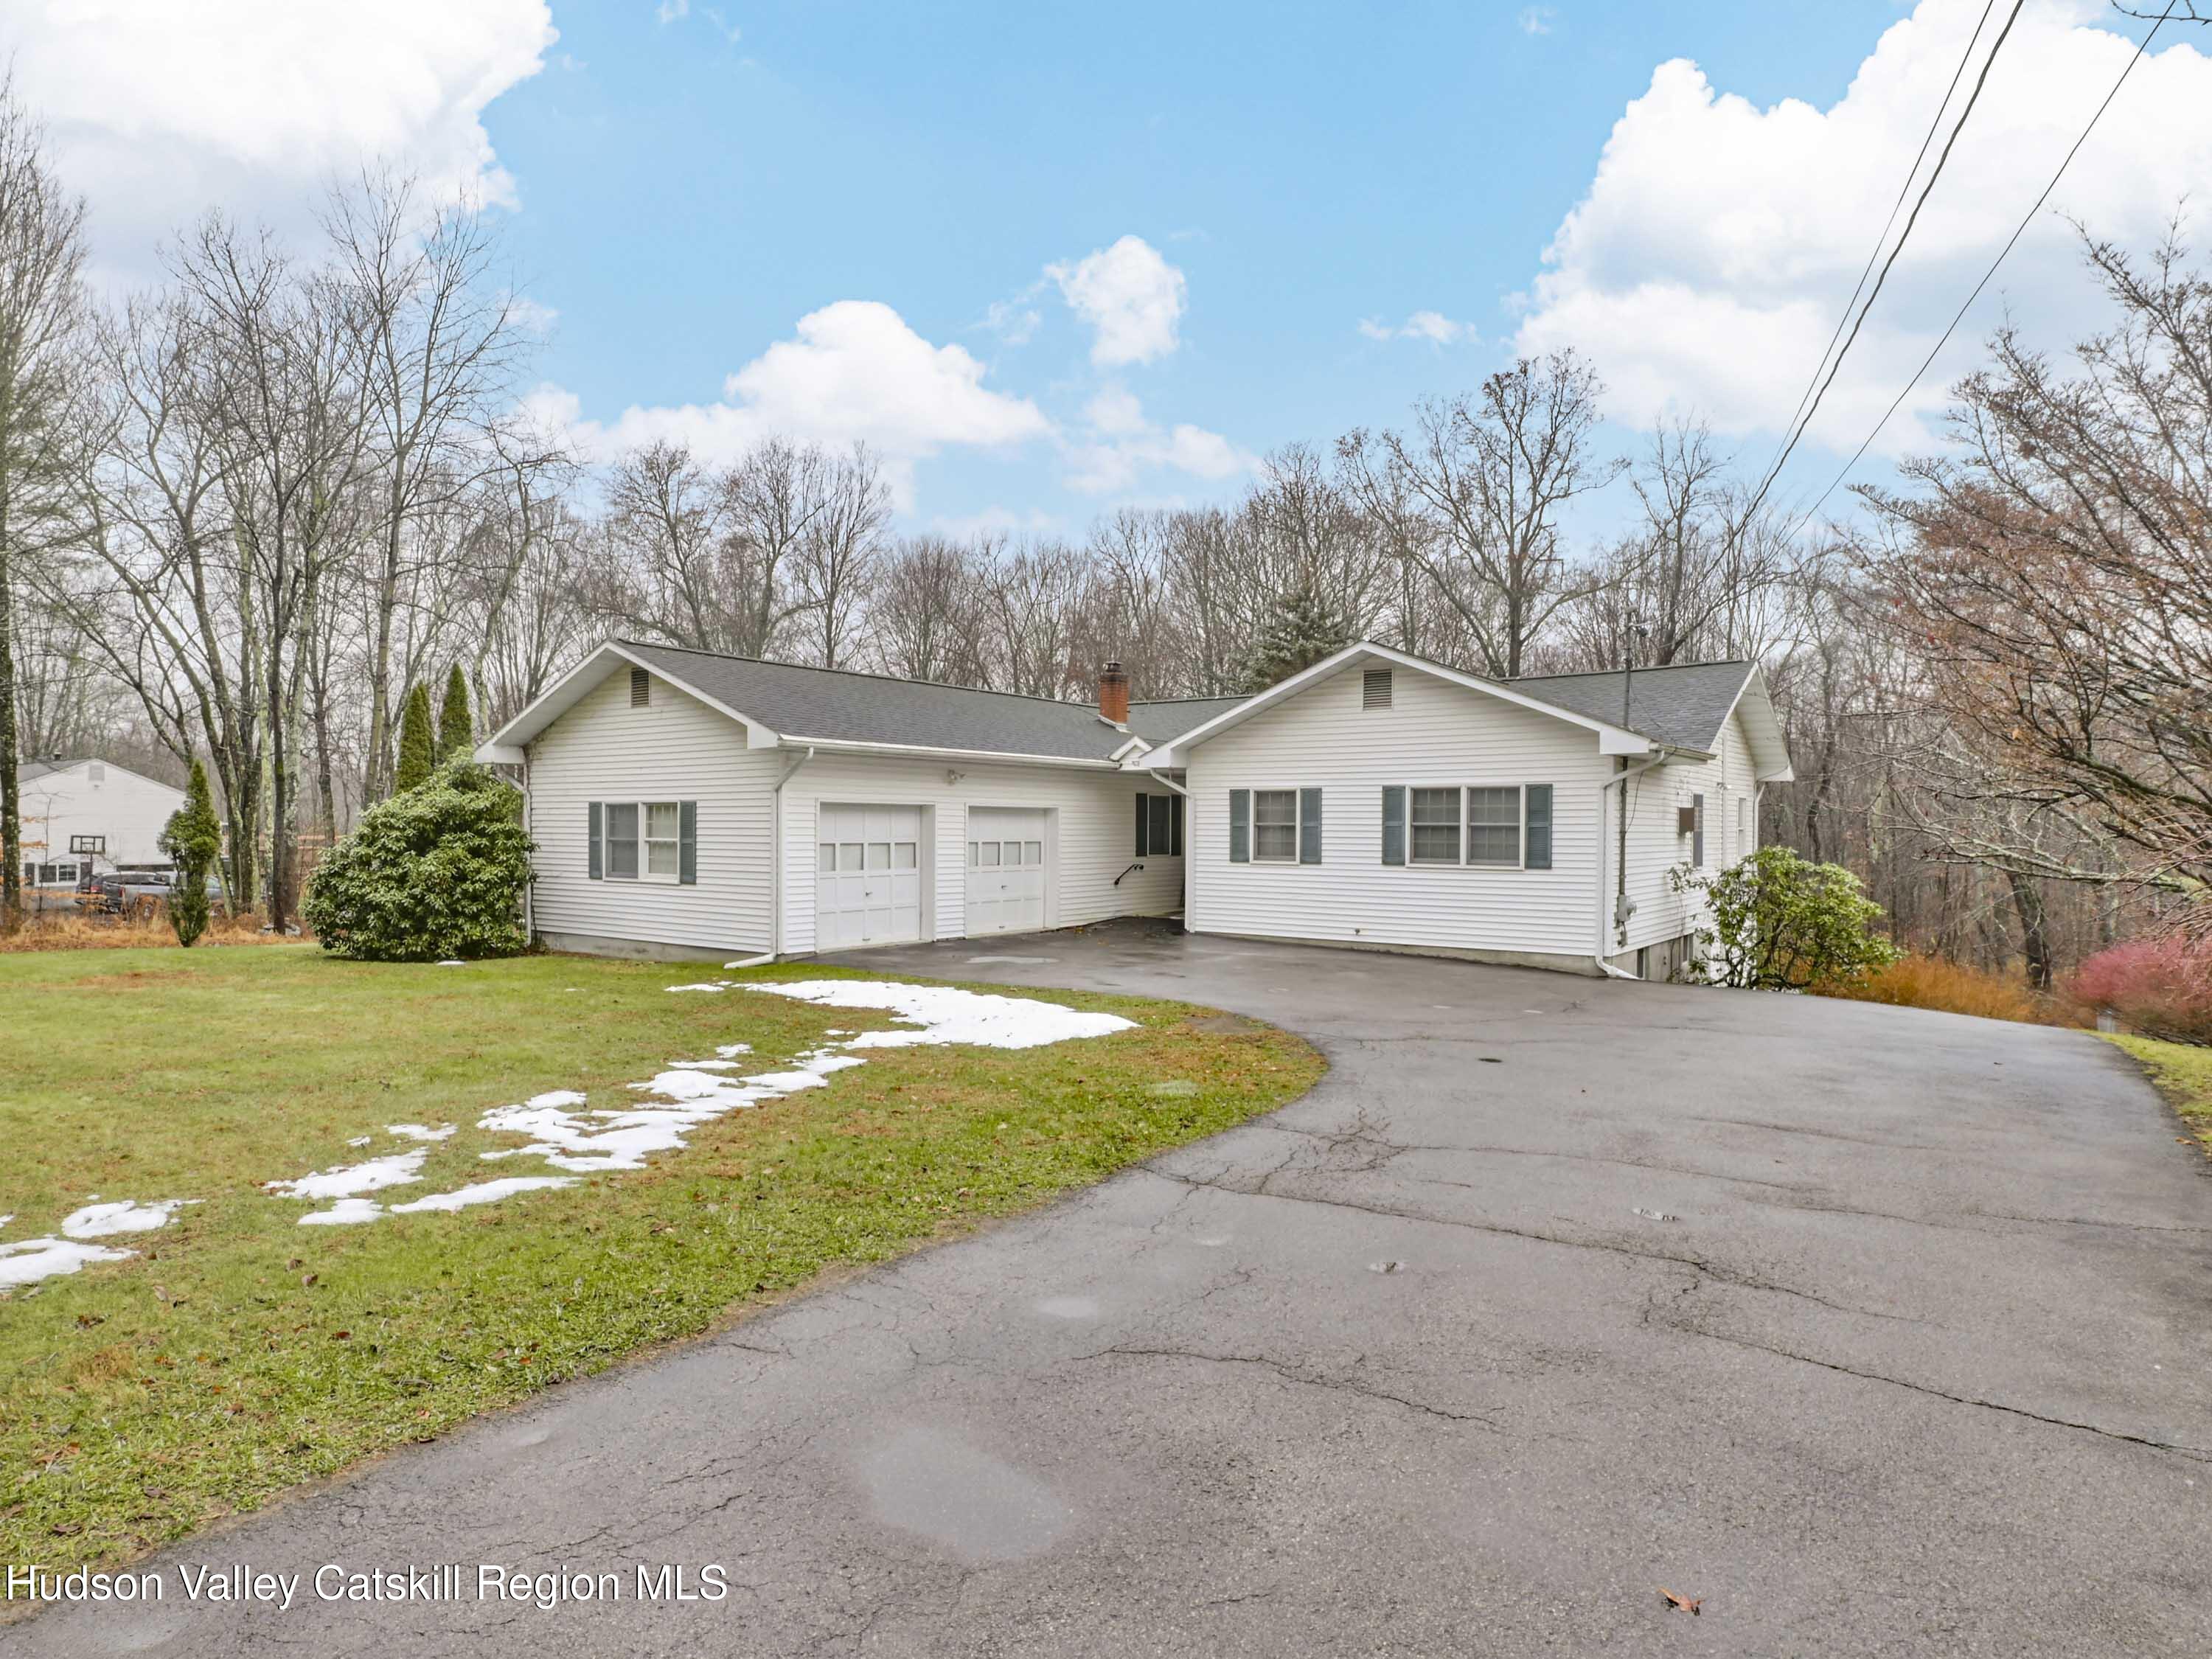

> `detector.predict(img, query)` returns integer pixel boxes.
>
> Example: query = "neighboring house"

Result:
[479,638,1791,976]
[15,759,188,890]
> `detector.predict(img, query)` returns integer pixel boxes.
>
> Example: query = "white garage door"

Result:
[965,807,1049,937]
[815,804,923,950]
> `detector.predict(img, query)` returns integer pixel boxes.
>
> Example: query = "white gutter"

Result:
[1593,757,1668,981]
[767,745,815,959]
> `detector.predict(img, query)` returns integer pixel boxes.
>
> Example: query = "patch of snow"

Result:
[0,1237,134,1287]
[299,1198,385,1226]
[750,981,1136,1049]
[346,1136,372,1148]
[389,1177,574,1214]
[714,1043,752,1057]
[265,1149,428,1201]
[667,1058,742,1071]
[666,982,728,993]
[0,1215,12,1231]
[385,1123,456,1142]
[60,1200,198,1239]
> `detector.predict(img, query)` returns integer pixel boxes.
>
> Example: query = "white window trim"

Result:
[1395,782,1532,871]
[606,799,682,885]
[1248,786,1303,864]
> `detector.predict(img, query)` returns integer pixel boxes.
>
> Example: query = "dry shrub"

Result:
[0,909,303,953]
[1819,953,2046,1024]
[2063,936,2212,1046]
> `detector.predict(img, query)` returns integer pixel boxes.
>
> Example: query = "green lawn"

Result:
[2108,1032,2212,1155]
[0,945,1321,1571]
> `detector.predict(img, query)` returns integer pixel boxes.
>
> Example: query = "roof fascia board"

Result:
[779,735,1120,771]
[1713,663,1793,782]
[1150,641,1654,758]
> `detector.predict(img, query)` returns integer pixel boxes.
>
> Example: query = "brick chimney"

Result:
[1098,660,1130,726]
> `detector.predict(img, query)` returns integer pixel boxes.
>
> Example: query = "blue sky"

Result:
[10,1,2210,538]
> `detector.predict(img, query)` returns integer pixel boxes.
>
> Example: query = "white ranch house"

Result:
[479,640,1792,978]
[15,758,187,891]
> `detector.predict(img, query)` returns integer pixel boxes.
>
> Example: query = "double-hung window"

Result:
[1251,790,1299,861]
[1409,787,1461,865]
[589,800,697,884]
[1228,787,1322,864]
[1134,791,1184,856]
[1381,784,1554,871]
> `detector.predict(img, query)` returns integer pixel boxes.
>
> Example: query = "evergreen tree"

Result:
[437,663,473,762]
[1239,579,1351,692]
[394,682,436,793]
[159,758,222,947]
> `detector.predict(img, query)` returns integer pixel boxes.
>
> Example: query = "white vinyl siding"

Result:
[1186,662,1609,958]
[1610,707,1760,956]
[528,670,779,953]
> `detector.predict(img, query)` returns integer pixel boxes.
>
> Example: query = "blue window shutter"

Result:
[1228,790,1250,863]
[1135,794,1148,857]
[1693,792,1705,868]
[587,802,602,880]
[679,801,698,884]
[1298,787,1322,864]
[1525,785,1553,870]
[1381,786,1405,866]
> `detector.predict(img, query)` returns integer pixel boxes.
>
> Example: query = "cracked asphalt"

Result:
[13,921,2212,1656]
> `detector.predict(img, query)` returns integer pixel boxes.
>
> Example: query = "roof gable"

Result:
[1136,642,1661,765]
[481,640,1239,768]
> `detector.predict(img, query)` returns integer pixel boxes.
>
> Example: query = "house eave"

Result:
[777,735,1121,771]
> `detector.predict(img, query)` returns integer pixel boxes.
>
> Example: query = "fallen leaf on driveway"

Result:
[1659,1587,1702,1615]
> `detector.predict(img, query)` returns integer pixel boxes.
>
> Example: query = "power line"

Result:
[1784,1,2177,540]
[1762,0,1999,476]
[1739,0,2028,528]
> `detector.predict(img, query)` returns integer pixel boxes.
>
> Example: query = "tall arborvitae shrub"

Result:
[159,759,223,947]
[437,663,473,763]
[394,682,436,793]
[302,762,532,961]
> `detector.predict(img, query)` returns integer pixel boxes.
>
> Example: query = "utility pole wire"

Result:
[1738,0,2028,530]
[1761,0,1999,480]
[1785,1,2176,542]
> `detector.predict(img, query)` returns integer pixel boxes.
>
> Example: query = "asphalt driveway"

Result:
[13,922,2211,1656]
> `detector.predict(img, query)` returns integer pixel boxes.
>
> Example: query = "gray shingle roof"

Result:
[621,642,1231,763]
[612,641,1751,764]
[1504,661,1753,754]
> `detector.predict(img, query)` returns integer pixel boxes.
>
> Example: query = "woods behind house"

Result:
[1,84,2205,980]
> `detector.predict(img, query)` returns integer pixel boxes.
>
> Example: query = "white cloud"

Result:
[1519,7,1556,36]
[656,0,689,21]
[1048,235,1188,367]
[1063,385,1251,494]
[1515,0,2212,456]
[982,296,1043,345]
[1358,310,1477,344]
[537,300,1052,506]
[1,0,555,273]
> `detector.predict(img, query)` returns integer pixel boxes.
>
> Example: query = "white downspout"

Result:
[1594,756,1666,981]
[762,745,815,961]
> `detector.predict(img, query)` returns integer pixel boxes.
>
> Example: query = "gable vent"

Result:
[1362,668,1393,710]
[630,667,651,708]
